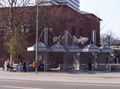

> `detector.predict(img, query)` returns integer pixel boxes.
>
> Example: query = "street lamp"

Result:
[35,0,39,74]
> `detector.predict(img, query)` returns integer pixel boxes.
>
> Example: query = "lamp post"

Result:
[35,0,39,74]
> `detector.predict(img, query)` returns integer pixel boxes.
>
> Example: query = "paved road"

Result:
[1,78,120,89]
[1,71,120,89]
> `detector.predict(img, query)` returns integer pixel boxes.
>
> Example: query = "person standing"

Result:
[32,61,36,71]
[18,61,22,72]
[73,59,80,71]
[4,61,7,71]
[7,60,10,71]
[23,62,26,72]
[88,61,92,71]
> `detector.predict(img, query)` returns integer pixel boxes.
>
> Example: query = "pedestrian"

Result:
[7,60,10,71]
[23,62,26,72]
[18,61,22,72]
[114,56,119,64]
[88,61,92,71]
[32,61,36,71]
[73,59,80,71]
[4,61,7,71]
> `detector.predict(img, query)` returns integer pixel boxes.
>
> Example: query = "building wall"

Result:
[0,6,101,66]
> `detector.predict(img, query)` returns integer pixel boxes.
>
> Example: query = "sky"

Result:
[80,0,120,39]
[31,0,120,39]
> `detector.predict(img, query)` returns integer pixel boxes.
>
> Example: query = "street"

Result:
[1,70,120,89]
[1,79,120,89]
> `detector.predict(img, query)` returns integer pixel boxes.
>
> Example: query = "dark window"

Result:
[21,25,29,33]
[0,27,5,34]
[79,28,83,36]
[71,26,76,36]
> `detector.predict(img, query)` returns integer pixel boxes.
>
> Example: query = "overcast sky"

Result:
[80,0,120,39]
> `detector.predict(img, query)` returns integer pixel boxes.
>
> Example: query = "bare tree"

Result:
[0,0,32,61]
[0,0,32,7]
[101,30,114,46]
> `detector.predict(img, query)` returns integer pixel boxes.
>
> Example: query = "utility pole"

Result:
[63,30,68,71]
[64,30,68,48]
[9,0,13,61]
[44,27,48,72]
[35,0,39,74]
[92,30,97,70]
[92,30,96,45]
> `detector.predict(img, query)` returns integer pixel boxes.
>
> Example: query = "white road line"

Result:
[2,86,42,89]
[0,79,27,83]
[62,83,120,87]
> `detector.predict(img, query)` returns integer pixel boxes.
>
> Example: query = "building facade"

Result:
[0,5,101,67]
[35,0,80,10]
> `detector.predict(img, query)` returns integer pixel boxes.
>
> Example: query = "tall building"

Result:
[35,0,80,10]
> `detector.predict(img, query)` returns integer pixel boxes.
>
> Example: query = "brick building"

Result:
[0,5,101,67]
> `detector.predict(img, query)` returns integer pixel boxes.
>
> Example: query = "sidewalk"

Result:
[1,67,120,78]
[1,67,120,85]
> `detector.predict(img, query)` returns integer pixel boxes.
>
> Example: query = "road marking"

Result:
[62,82,120,87]
[2,86,42,89]
[0,79,27,83]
